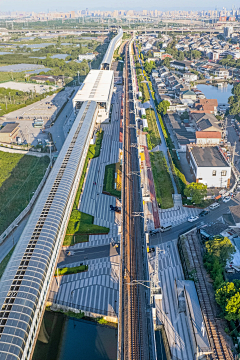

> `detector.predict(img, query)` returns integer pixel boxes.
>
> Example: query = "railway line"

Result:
[119,40,150,360]
[186,232,234,360]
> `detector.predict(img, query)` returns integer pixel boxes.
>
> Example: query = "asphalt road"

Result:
[58,243,120,267]
[226,118,240,171]
[49,87,78,152]
[0,215,29,263]
[150,197,239,246]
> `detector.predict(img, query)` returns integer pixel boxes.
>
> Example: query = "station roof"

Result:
[73,70,114,104]
[0,100,98,359]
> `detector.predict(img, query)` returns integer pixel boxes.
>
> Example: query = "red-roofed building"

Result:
[195,99,218,115]
[196,131,222,145]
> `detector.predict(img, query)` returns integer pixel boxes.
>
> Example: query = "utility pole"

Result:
[46,141,53,167]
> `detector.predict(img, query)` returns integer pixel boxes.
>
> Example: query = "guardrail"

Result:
[48,294,117,318]
[0,162,51,245]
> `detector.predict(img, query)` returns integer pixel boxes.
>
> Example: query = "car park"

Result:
[187,215,199,223]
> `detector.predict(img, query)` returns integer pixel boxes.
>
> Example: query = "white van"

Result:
[160,224,172,232]
[209,202,220,210]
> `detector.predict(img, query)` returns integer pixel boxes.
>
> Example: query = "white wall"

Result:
[196,138,221,145]
[196,166,231,188]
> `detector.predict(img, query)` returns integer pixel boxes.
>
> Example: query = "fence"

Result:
[0,162,51,245]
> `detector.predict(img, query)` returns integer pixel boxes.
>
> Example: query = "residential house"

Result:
[186,145,231,188]
[181,90,197,101]
[195,131,222,145]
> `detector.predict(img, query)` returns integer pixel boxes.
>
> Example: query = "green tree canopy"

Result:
[183,182,207,204]
[162,57,171,68]
[157,100,170,115]
[216,281,240,321]
[144,60,156,75]
[205,236,236,267]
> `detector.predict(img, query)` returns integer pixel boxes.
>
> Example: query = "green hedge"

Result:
[145,109,161,150]
[55,264,88,276]
[103,163,121,198]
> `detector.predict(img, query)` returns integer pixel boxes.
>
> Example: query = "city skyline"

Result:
[1,0,240,13]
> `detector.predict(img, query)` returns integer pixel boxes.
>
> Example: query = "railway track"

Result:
[120,40,149,360]
[186,233,234,360]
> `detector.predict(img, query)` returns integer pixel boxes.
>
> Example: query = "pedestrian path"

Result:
[78,88,122,248]
[159,205,201,227]
[50,255,120,316]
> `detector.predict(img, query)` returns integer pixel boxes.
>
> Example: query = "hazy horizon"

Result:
[0,0,239,13]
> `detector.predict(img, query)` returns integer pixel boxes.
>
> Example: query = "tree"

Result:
[157,100,170,115]
[184,182,207,204]
[216,281,240,321]
[205,236,236,267]
[162,57,170,68]
[144,61,156,75]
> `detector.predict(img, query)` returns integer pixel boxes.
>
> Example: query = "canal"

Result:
[197,83,233,104]
[33,310,167,360]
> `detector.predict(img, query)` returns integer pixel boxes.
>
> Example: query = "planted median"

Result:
[103,162,121,198]
[64,129,110,247]
[145,108,161,150]
[55,264,88,276]
[149,151,174,209]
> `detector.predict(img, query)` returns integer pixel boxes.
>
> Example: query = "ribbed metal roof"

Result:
[0,100,97,360]
[101,28,123,67]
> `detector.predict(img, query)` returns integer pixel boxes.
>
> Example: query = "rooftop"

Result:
[196,114,222,132]
[73,70,114,103]
[191,146,229,167]
[0,123,19,134]
[196,131,222,139]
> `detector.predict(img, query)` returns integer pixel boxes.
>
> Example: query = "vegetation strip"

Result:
[0,246,16,279]
[55,265,88,276]
[103,163,121,198]
[149,151,174,209]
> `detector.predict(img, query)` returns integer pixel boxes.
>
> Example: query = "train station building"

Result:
[73,69,114,123]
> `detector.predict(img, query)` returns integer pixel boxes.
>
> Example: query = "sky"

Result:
[0,0,239,12]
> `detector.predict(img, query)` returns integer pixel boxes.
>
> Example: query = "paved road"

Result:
[49,88,78,152]
[58,243,120,266]
[226,118,240,171]
[150,197,239,245]
[0,215,29,263]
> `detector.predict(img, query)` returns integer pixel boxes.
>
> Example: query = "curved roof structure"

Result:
[101,28,123,70]
[0,100,98,360]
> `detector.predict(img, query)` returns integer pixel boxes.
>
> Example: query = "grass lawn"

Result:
[55,264,88,276]
[63,129,109,246]
[103,163,121,198]
[0,152,50,235]
[0,246,15,279]
[149,151,174,209]
[145,109,161,150]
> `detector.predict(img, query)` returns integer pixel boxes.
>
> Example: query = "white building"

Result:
[195,131,222,145]
[78,53,95,62]
[187,146,231,188]
[73,69,114,123]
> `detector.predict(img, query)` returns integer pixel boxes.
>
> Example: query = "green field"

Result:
[64,129,109,246]
[145,108,161,150]
[149,151,174,209]
[0,152,50,235]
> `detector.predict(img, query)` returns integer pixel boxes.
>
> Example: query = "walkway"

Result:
[136,45,178,194]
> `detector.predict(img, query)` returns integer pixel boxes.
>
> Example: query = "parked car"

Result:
[187,215,199,223]
[222,196,231,203]
[149,229,160,236]
[209,203,220,210]
[199,210,210,217]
